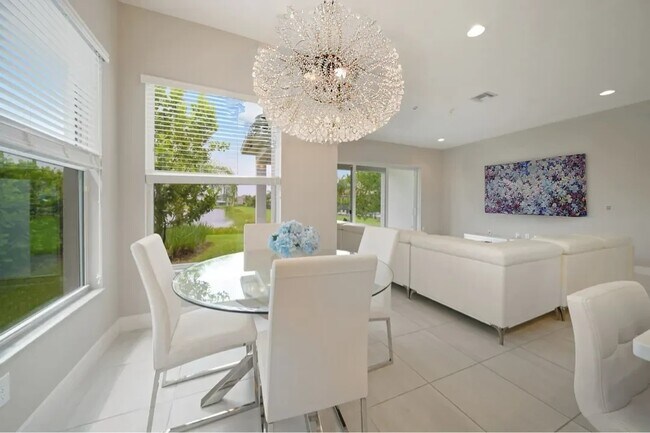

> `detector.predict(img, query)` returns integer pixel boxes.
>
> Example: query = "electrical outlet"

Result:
[0,372,9,408]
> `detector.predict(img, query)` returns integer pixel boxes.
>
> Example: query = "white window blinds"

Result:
[145,81,278,178]
[0,0,101,152]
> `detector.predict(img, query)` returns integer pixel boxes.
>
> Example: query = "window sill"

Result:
[0,287,104,364]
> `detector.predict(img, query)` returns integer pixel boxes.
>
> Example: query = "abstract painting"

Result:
[485,153,587,217]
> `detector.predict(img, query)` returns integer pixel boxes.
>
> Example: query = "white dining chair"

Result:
[254,254,378,432]
[130,234,258,432]
[357,226,399,370]
[244,223,281,251]
[568,281,650,432]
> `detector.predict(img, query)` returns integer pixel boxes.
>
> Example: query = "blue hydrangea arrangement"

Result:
[268,220,320,258]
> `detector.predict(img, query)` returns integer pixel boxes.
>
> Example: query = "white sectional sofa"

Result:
[532,234,634,307]
[409,236,563,343]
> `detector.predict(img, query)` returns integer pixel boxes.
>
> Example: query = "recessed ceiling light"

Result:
[437,138,445,142]
[467,24,486,38]
[412,105,419,110]
[599,89,616,96]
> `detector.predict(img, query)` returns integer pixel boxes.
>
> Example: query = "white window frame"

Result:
[0,0,108,346]
[338,162,421,230]
[142,75,281,259]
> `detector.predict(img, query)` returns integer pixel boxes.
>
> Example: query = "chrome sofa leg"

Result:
[555,306,565,321]
[491,325,508,345]
[386,318,394,365]
[147,370,161,432]
[360,398,368,432]
[407,287,415,299]
[368,317,394,371]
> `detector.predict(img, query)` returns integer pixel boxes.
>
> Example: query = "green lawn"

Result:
[0,274,62,332]
[172,206,271,263]
[1,214,63,332]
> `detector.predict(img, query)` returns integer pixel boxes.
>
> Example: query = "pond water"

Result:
[199,208,234,228]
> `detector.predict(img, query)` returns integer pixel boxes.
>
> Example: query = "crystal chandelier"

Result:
[252,0,404,145]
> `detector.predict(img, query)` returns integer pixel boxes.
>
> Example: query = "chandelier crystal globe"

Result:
[252,0,404,145]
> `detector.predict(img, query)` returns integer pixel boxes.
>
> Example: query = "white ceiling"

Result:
[120,0,650,149]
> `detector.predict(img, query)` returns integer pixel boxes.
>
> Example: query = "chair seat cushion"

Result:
[166,308,257,369]
[588,385,650,432]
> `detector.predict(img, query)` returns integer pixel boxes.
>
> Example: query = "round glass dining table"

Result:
[172,249,393,314]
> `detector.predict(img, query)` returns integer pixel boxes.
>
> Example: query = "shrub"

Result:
[165,224,211,259]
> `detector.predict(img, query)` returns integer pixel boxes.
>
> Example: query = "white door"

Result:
[386,168,418,230]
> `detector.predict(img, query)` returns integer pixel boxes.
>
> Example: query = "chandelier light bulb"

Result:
[252,0,404,145]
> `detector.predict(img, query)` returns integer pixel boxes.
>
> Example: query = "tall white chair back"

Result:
[568,281,650,431]
[358,226,398,312]
[261,254,377,424]
[244,223,281,251]
[130,234,181,370]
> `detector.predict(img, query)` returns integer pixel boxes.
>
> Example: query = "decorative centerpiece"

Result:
[268,220,320,258]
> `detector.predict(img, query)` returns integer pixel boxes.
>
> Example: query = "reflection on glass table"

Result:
[173,249,393,314]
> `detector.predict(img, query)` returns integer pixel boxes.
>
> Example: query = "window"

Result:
[0,151,83,334]
[337,164,419,230]
[144,77,280,264]
[0,0,105,342]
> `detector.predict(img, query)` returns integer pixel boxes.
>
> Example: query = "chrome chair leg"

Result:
[161,361,239,388]
[368,317,393,371]
[360,398,368,432]
[147,370,161,432]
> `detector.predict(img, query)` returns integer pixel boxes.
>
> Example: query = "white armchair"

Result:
[244,223,281,251]
[131,234,258,431]
[358,226,399,370]
[255,254,378,431]
[568,281,650,431]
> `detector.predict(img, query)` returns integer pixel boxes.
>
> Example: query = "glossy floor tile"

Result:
[36,291,596,432]
[433,364,570,432]
[482,347,580,418]
[523,328,576,371]
[370,384,482,432]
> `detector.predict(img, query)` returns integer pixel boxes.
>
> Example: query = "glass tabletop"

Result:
[172,249,393,314]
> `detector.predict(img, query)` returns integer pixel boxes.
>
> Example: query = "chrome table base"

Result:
[200,353,254,407]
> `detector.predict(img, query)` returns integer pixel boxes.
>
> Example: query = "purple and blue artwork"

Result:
[485,153,587,217]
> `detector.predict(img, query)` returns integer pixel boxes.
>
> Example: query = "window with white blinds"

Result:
[145,82,278,179]
[0,0,101,152]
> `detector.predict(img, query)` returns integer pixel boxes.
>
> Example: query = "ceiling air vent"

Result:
[471,91,498,103]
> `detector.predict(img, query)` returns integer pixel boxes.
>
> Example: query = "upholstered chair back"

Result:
[244,223,281,251]
[358,226,398,311]
[264,254,377,422]
[568,281,650,418]
[130,234,181,369]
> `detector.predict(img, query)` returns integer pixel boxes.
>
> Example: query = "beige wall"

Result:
[0,0,120,430]
[117,4,337,316]
[441,100,650,266]
[338,139,444,234]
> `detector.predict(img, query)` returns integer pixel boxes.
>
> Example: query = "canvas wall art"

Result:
[485,153,587,217]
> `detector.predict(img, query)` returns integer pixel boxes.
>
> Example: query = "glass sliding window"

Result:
[355,166,385,226]
[145,79,280,263]
[337,165,353,222]
[0,151,83,334]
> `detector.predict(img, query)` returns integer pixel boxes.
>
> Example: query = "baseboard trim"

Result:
[118,312,151,332]
[19,320,121,432]
[635,266,650,276]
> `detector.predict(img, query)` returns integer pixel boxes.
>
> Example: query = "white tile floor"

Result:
[37,286,598,432]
